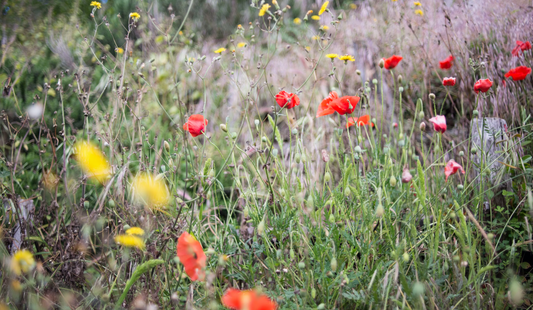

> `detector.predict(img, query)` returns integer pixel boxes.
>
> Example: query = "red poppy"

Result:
[393,123,398,128]
[444,159,464,181]
[429,115,446,133]
[183,114,208,137]
[473,79,492,94]
[346,115,372,128]
[442,77,456,86]
[222,289,277,310]
[275,90,300,109]
[512,40,532,57]
[402,167,412,183]
[504,66,532,81]
[383,55,403,70]
[439,55,454,70]
[176,232,206,281]
[317,91,360,117]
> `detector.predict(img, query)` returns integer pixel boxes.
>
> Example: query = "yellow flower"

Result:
[90,1,101,9]
[311,15,320,20]
[126,227,145,236]
[319,1,329,15]
[339,55,355,62]
[130,12,141,21]
[272,0,278,5]
[415,9,424,16]
[237,42,247,48]
[214,47,226,54]
[74,141,111,183]
[114,235,145,250]
[305,46,311,51]
[259,4,271,16]
[11,250,35,275]
[132,173,171,207]
[350,3,357,9]
[392,0,397,1]
[237,24,242,29]
[320,25,329,31]
[307,10,313,15]
[293,17,302,25]
[414,1,422,6]
[115,47,124,54]
[326,54,338,59]
[312,35,320,40]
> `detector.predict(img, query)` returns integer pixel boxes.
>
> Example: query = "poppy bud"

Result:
[344,186,351,196]
[509,279,524,306]
[399,86,404,92]
[390,175,397,187]
[473,109,479,116]
[376,204,385,217]
[298,261,305,269]
[487,233,494,240]
[419,122,426,131]
[262,136,268,143]
[401,167,412,183]
[399,133,404,140]
[276,249,282,259]
[272,149,278,157]
[329,213,335,223]
[317,304,325,310]
[471,147,477,154]
[412,155,419,161]
[243,206,249,217]
[398,140,405,147]
[402,252,409,262]
[164,140,170,151]
[311,288,317,299]
[307,195,314,211]
[292,128,298,135]
[372,118,377,124]
[321,149,329,162]
[459,151,464,156]
[330,257,337,272]
[412,282,425,297]
[209,169,215,178]
[378,59,384,68]
[418,110,425,120]
[398,75,403,83]
[429,93,436,100]
[255,119,260,127]
[108,199,116,207]
[123,224,131,231]
[372,79,378,85]
[230,132,237,139]
[358,135,363,143]
[257,219,265,236]
[354,146,362,153]
[220,124,227,132]
[356,70,361,75]
[457,184,464,190]
[290,249,295,259]
[324,172,331,182]
[295,153,301,163]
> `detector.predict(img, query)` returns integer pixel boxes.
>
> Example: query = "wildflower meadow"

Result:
[1,0,533,309]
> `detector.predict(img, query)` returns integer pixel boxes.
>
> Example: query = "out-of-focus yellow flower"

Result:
[214,47,226,54]
[74,141,111,183]
[115,47,124,54]
[130,12,141,21]
[414,1,422,6]
[326,53,338,59]
[237,24,242,29]
[272,0,278,5]
[307,10,313,15]
[350,3,357,9]
[237,42,246,48]
[132,173,170,207]
[312,35,320,40]
[126,227,145,236]
[339,55,355,62]
[311,15,320,20]
[320,25,329,31]
[319,1,329,15]
[90,1,101,9]
[259,4,271,16]
[293,17,302,25]
[392,0,397,2]
[11,250,35,275]
[415,9,424,16]
[114,235,145,250]
[305,46,311,51]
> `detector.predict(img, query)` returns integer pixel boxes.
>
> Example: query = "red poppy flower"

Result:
[442,77,456,86]
[444,159,464,181]
[473,79,492,94]
[439,55,454,70]
[512,40,532,57]
[504,66,532,81]
[183,114,208,137]
[429,115,446,133]
[346,115,371,128]
[402,167,412,183]
[176,232,206,281]
[275,91,300,109]
[317,92,360,117]
[383,55,403,70]
[222,289,277,310]
[393,123,398,128]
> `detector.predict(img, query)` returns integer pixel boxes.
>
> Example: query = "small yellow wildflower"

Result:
[132,173,171,207]
[214,47,226,54]
[320,25,329,31]
[90,1,102,9]
[305,46,311,51]
[414,1,422,6]
[115,47,124,54]
[259,4,271,16]
[126,227,145,236]
[350,3,357,9]
[130,12,141,21]
[11,250,35,276]
[311,15,320,20]
[339,55,355,62]
[415,9,424,16]
[319,1,329,15]
[326,54,338,59]
[237,24,242,29]
[272,0,278,5]
[392,0,397,2]
[312,35,320,40]
[114,235,145,250]
[293,17,302,25]
[237,42,246,48]
[74,141,111,183]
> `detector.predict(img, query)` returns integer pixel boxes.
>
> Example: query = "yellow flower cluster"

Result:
[259,4,271,16]
[74,141,111,184]
[414,1,422,6]
[90,1,101,9]
[132,173,171,207]
[130,12,141,21]
[115,47,124,54]
[11,250,35,275]
[126,227,145,236]
[214,47,226,54]
[293,17,302,25]
[339,55,355,62]
[415,9,424,16]
[320,25,329,31]
[115,235,145,250]
[237,42,246,48]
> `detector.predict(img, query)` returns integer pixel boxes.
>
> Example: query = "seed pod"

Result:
[418,110,425,120]
[311,288,317,299]
[330,257,337,272]
[257,219,265,236]
[390,175,397,187]
[325,172,331,182]
[376,204,385,217]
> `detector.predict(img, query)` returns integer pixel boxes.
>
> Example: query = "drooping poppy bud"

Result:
[401,167,412,183]
[429,115,446,133]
